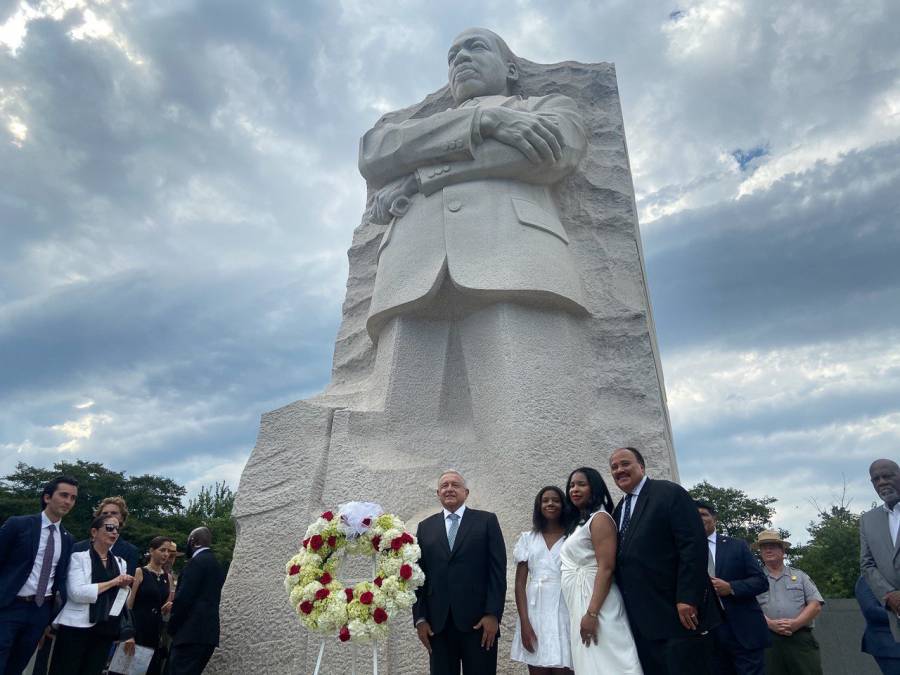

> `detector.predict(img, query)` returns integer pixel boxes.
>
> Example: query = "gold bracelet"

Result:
[586,610,599,618]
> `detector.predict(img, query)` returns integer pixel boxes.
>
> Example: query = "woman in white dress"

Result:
[510,486,573,674]
[560,467,643,674]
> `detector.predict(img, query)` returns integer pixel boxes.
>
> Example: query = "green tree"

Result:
[185,482,237,570]
[1,461,235,570]
[790,497,861,598]
[689,480,786,545]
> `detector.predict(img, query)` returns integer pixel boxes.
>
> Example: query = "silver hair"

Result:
[438,470,467,487]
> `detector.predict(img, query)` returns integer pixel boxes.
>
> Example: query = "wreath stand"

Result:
[312,640,379,675]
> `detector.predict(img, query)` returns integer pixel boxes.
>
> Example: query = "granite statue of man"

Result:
[359,27,588,441]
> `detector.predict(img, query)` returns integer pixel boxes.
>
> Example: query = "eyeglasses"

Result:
[103,524,120,532]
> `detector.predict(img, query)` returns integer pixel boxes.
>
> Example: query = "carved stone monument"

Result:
[212,27,677,674]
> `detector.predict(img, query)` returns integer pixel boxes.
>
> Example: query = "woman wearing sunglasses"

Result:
[50,515,135,674]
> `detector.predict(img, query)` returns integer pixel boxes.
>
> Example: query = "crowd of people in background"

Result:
[0,479,225,675]
[4,453,900,675]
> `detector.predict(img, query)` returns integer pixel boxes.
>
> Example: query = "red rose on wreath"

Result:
[371,536,381,551]
[401,532,414,544]
[362,517,372,527]
[339,626,351,642]
[302,538,309,549]
[315,588,330,601]
[390,537,404,551]
[373,576,383,587]
[359,591,374,605]
[399,564,412,580]
[309,535,324,551]
[322,511,334,521]
[289,564,301,576]
[320,572,332,585]
[299,601,313,614]
[373,607,388,624]
[327,535,337,547]
[344,588,354,602]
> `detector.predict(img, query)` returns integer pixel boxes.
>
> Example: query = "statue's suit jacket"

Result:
[359,93,588,339]
[860,504,900,640]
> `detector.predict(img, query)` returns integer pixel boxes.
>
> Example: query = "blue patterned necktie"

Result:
[447,513,460,551]
[35,523,55,606]
[619,494,633,540]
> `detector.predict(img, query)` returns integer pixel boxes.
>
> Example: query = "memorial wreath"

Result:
[285,501,425,643]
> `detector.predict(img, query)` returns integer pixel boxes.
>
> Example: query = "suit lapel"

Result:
[30,514,41,562]
[620,480,651,550]
[715,535,725,577]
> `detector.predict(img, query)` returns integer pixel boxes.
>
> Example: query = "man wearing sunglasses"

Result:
[71,496,140,575]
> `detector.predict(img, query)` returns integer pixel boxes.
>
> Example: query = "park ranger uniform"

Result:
[757,564,825,675]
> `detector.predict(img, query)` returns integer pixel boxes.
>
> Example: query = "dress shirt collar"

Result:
[629,476,648,497]
[40,511,54,528]
[707,532,717,545]
[443,505,466,520]
[882,501,900,514]
[192,547,210,556]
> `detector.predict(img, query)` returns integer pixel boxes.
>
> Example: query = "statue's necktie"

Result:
[35,523,56,606]
[447,513,460,551]
[619,493,633,540]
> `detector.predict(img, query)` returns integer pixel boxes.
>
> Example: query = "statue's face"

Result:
[447,29,513,104]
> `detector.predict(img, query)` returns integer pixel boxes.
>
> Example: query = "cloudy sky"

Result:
[2,0,898,541]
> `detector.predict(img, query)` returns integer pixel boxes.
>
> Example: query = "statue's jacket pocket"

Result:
[510,197,570,245]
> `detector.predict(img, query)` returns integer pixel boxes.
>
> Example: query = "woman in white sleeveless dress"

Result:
[560,467,643,674]
[510,486,573,674]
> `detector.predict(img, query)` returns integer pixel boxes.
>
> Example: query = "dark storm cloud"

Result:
[645,139,900,351]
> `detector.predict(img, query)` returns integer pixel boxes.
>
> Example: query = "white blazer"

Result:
[54,550,128,628]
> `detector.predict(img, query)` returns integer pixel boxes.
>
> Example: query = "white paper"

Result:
[108,643,154,675]
[109,586,130,617]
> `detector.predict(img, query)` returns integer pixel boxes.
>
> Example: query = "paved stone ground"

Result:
[817,598,880,675]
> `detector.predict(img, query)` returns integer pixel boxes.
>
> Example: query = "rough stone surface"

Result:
[211,57,677,674]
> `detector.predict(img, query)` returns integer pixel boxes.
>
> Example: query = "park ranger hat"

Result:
[755,529,790,550]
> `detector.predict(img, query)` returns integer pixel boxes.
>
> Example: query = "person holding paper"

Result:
[49,514,134,675]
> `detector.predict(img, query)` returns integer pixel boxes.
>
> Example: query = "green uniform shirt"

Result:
[757,564,824,626]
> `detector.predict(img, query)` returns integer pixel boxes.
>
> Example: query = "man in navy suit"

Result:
[0,475,78,675]
[856,575,900,674]
[696,500,770,675]
[412,470,506,674]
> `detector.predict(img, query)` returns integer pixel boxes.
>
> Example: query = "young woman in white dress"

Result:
[510,486,574,674]
[560,467,643,674]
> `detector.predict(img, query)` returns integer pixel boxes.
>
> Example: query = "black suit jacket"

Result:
[412,508,506,634]
[167,549,225,646]
[613,478,721,640]
[713,534,770,650]
[0,513,73,614]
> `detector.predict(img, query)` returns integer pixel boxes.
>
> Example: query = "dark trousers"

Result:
[166,643,215,675]
[764,629,823,675]
[633,629,714,675]
[712,622,765,675]
[429,612,497,675]
[48,625,113,675]
[0,599,53,675]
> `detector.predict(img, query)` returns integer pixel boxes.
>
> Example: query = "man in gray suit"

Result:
[358,28,588,439]
[861,458,900,641]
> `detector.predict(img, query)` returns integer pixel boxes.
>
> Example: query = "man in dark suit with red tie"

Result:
[412,470,506,674]
[610,447,720,675]
[696,500,770,674]
[0,476,77,675]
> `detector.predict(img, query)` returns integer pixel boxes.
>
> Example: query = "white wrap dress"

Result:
[560,510,643,674]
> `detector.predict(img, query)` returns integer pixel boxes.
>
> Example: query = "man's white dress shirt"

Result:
[18,511,61,597]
